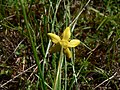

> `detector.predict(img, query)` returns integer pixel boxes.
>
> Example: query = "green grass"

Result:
[0,0,120,90]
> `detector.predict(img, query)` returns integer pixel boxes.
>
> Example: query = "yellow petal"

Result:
[59,40,69,49]
[68,39,80,47]
[64,48,72,58]
[50,43,61,53]
[62,27,71,40]
[48,33,61,44]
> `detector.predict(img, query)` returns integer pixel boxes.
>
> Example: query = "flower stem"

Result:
[54,46,63,90]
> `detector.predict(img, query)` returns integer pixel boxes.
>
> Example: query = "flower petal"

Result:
[59,40,69,49]
[50,43,61,53]
[62,27,71,40]
[68,39,80,47]
[48,33,61,44]
[64,48,72,58]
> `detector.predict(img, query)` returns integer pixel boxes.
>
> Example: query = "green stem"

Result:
[65,56,67,90]
[54,47,63,90]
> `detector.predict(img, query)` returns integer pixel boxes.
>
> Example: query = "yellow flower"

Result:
[48,27,80,58]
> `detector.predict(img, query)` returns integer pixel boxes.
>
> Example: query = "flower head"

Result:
[48,27,80,58]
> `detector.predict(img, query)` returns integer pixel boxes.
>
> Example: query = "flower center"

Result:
[60,40,69,49]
